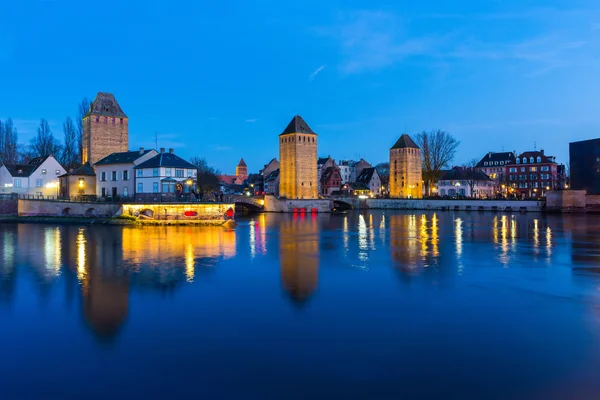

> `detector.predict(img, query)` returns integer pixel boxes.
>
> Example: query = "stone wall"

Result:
[279,133,318,199]
[546,190,586,212]
[82,116,129,165]
[334,198,544,212]
[121,203,233,220]
[18,199,121,217]
[390,147,422,198]
[264,195,332,212]
[0,195,18,216]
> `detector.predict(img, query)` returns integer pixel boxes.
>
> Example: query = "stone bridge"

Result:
[232,195,265,211]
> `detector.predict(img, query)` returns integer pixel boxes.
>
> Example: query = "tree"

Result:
[464,158,479,168]
[1,118,19,165]
[190,156,221,197]
[31,118,62,159]
[60,117,78,169]
[416,129,460,196]
[77,97,90,163]
[375,162,390,179]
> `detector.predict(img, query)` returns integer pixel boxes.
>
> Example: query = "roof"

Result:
[134,152,198,169]
[85,92,127,118]
[318,157,331,166]
[356,167,378,184]
[94,150,155,166]
[391,134,420,150]
[346,182,370,191]
[3,155,52,177]
[218,175,238,185]
[475,152,516,168]
[60,163,96,177]
[320,166,340,183]
[280,115,316,136]
[509,151,556,165]
[237,158,247,167]
[439,168,492,181]
[265,169,280,182]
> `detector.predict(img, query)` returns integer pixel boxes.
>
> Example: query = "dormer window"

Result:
[484,162,488,166]
[42,169,47,175]
[537,156,541,163]
[529,157,534,163]
[500,161,504,165]
[522,157,527,164]
[516,158,520,164]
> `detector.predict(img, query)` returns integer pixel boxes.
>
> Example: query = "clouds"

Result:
[309,65,326,80]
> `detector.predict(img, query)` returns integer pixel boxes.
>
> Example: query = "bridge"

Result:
[232,195,265,212]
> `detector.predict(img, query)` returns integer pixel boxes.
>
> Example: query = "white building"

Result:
[94,148,158,198]
[338,159,372,184]
[134,148,198,201]
[0,155,66,196]
[437,167,494,198]
[355,167,382,196]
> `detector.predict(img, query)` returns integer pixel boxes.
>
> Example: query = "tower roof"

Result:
[391,134,419,150]
[280,115,316,136]
[86,92,128,118]
[238,158,247,167]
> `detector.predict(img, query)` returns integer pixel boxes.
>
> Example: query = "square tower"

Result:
[390,134,422,198]
[279,115,318,199]
[82,92,129,165]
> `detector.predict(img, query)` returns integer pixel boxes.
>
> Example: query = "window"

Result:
[41,169,47,175]
[537,156,541,163]
[162,183,170,193]
[36,179,42,187]
[520,167,526,172]
[96,116,99,123]
[530,167,537,172]
[137,169,143,178]
[153,182,159,193]
[153,168,159,177]
[55,170,60,175]
[112,118,115,124]
[188,169,194,177]
[516,158,520,164]
[111,171,117,181]
[529,157,534,163]
[484,162,488,166]
[137,183,143,193]
[104,117,107,123]
[509,167,517,173]
[101,172,106,181]
[123,170,129,180]
[175,169,184,178]
[530,174,538,180]
[123,187,128,197]
[166,168,172,177]
[509,175,515,181]
[541,166,549,172]
[500,161,504,165]
[14,179,21,187]
[120,118,124,124]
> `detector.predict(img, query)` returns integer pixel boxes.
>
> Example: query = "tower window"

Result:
[120,118,123,124]
[104,117,107,123]
[96,116,99,123]
[112,118,115,124]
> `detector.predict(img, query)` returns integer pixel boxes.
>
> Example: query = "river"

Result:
[1,211,600,399]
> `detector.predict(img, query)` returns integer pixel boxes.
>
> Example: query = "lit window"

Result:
[55,170,60,175]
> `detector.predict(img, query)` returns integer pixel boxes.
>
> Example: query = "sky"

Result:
[1,0,599,174]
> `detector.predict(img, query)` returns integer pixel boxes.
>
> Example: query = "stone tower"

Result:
[236,158,248,181]
[390,134,422,198]
[82,92,129,165]
[279,115,318,199]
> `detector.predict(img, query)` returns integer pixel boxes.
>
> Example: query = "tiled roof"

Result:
[85,92,127,118]
[60,163,96,177]
[509,151,556,165]
[347,182,370,191]
[320,166,340,183]
[318,157,331,166]
[95,150,154,166]
[238,158,247,167]
[265,169,280,182]
[280,115,316,135]
[476,152,515,168]
[391,134,420,149]
[218,175,238,185]
[4,155,52,177]
[440,168,491,181]
[356,167,378,183]
[134,152,198,169]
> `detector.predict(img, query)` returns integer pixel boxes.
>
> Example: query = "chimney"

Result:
[160,148,165,153]
[139,147,144,154]
[488,152,492,158]
[169,148,174,154]
[540,149,544,155]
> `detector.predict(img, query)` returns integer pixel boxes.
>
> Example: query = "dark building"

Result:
[570,138,600,194]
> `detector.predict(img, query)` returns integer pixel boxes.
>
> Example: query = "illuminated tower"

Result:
[390,134,422,198]
[236,158,248,182]
[82,92,129,165]
[279,115,318,199]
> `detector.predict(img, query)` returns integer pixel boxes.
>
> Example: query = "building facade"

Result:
[437,167,494,198]
[474,151,516,185]
[570,138,600,194]
[0,155,66,196]
[95,148,158,198]
[389,134,422,198]
[279,115,318,199]
[82,92,129,165]
[356,167,382,197]
[505,150,558,197]
[320,166,342,196]
[134,149,198,201]
[236,158,248,182]
[59,163,97,199]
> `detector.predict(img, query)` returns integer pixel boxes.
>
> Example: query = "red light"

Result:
[184,211,197,217]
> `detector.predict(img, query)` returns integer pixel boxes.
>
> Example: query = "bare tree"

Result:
[1,118,19,165]
[77,97,90,163]
[416,129,460,195]
[190,156,221,198]
[375,162,390,179]
[61,117,78,169]
[464,158,479,168]
[31,119,62,159]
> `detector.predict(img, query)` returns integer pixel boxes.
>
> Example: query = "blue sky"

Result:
[1,0,599,173]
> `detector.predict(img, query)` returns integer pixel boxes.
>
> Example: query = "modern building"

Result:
[505,150,558,197]
[437,167,494,198]
[570,138,600,194]
[134,148,198,201]
[95,148,158,198]
[389,134,422,198]
[279,115,318,199]
[474,151,516,184]
[0,155,66,196]
[320,166,343,196]
[82,92,129,165]
[356,167,382,197]
[59,163,97,199]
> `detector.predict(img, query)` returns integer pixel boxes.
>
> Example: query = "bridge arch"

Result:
[333,199,354,211]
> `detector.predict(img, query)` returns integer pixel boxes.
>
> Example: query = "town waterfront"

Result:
[1,211,600,399]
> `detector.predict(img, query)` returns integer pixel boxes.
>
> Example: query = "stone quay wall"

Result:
[18,199,121,217]
[264,196,332,213]
[546,190,586,212]
[0,195,18,216]
[121,203,234,220]
[341,198,544,212]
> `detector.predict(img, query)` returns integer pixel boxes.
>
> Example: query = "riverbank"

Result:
[0,216,230,226]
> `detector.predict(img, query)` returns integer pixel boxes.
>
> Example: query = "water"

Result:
[1,211,600,399]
